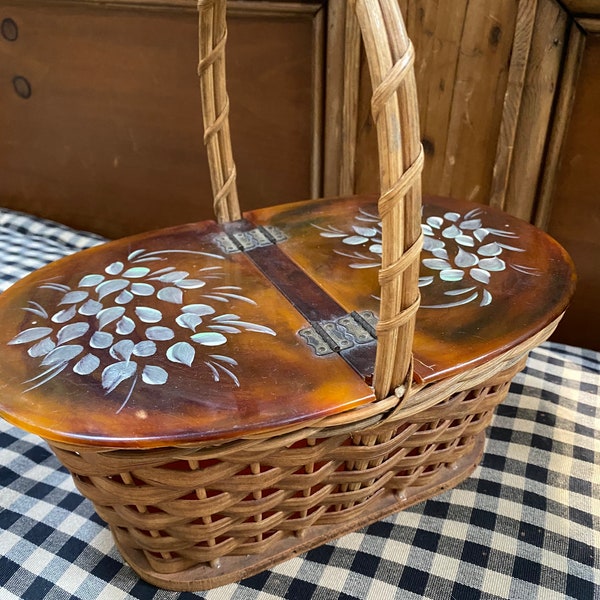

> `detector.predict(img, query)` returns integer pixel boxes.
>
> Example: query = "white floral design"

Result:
[313,208,382,269]
[314,206,541,309]
[9,248,276,412]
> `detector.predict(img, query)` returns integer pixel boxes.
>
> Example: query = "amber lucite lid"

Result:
[246,195,576,383]
[0,220,375,448]
[0,196,575,448]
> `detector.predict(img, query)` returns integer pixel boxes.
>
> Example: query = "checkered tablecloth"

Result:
[1,207,599,599]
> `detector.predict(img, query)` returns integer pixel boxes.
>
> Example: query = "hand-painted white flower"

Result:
[10,247,278,410]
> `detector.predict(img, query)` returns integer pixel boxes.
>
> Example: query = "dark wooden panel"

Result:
[547,34,600,351]
[0,2,324,238]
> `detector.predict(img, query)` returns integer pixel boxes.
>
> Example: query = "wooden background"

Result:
[1,0,598,350]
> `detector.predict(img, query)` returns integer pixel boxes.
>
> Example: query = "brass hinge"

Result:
[214,226,287,253]
[299,311,378,356]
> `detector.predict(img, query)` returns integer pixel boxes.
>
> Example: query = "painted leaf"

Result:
[73,354,100,376]
[127,249,147,261]
[218,293,256,304]
[442,225,461,239]
[497,242,525,253]
[209,325,241,334]
[9,327,53,345]
[90,331,114,349]
[444,287,477,296]
[116,316,136,335]
[460,219,482,230]
[150,267,176,276]
[353,226,377,237]
[422,258,451,271]
[418,276,434,287]
[146,326,175,341]
[182,304,215,316]
[167,342,195,367]
[97,307,126,330]
[157,287,183,304]
[176,279,206,290]
[440,269,465,282]
[28,338,56,358]
[369,244,382,254]
[176,313,203,331]
[455,248,479,268]
[156,271,189,283]
[427,216,444,229]
[52,306,77,324]
[96,279,129,301]
[470,269,491,284]
[105,261,124,275]
[218,320,276,336]
[474,229,489,242]
[478,257,506,272]
[443,212,460,222]
[210,354,238,366]
[41,344,84,366]
[421,292,479,309]
[455,235,475,247]
[102,361,137,393]
[123,267,150,278]
[210,361,239,387]
[480,290,493,306]
[110,340,135,361]
[343,235,368,246]
[423,237,445,251]
[191,331,228,346]
[78,274,105,287]
[320,231,347,238]
[478,242,503,257]
[135,306,163,323]
[211,313,239,322]
[24,301,48,319]
[79,299,103,316]
[202,294,229,303]
[116,290,134,305]
[41,283,70,292]
[432,248,449,260]
[59,291,89,305]
[131,283,155,296]
[133,340,157,357]
[142,365,168,385]
[57,322,90,345]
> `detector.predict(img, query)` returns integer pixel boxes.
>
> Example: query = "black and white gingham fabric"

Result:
[1,208,599,599]
[0,208,105,292]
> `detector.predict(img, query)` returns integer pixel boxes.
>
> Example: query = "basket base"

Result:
[112,432,485,591]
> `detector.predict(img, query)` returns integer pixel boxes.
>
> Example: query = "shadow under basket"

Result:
[0,0,576,593]
[49,357,523,591]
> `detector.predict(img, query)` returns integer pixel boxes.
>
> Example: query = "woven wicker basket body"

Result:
[49,356,527,591]
[0,0,575,592]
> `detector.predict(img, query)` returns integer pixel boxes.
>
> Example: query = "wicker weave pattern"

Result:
[47,357,523,578]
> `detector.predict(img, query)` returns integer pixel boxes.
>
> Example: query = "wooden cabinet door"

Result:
[0,1,326,239]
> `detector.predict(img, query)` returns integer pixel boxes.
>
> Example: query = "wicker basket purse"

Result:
[0,0,575,592]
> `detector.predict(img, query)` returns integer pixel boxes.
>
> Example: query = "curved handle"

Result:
[197,0,423,400]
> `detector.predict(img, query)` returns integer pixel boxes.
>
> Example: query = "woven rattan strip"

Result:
[197,0,424,400]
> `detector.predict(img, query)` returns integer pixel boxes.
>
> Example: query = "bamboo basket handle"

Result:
[197,0,423,401]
